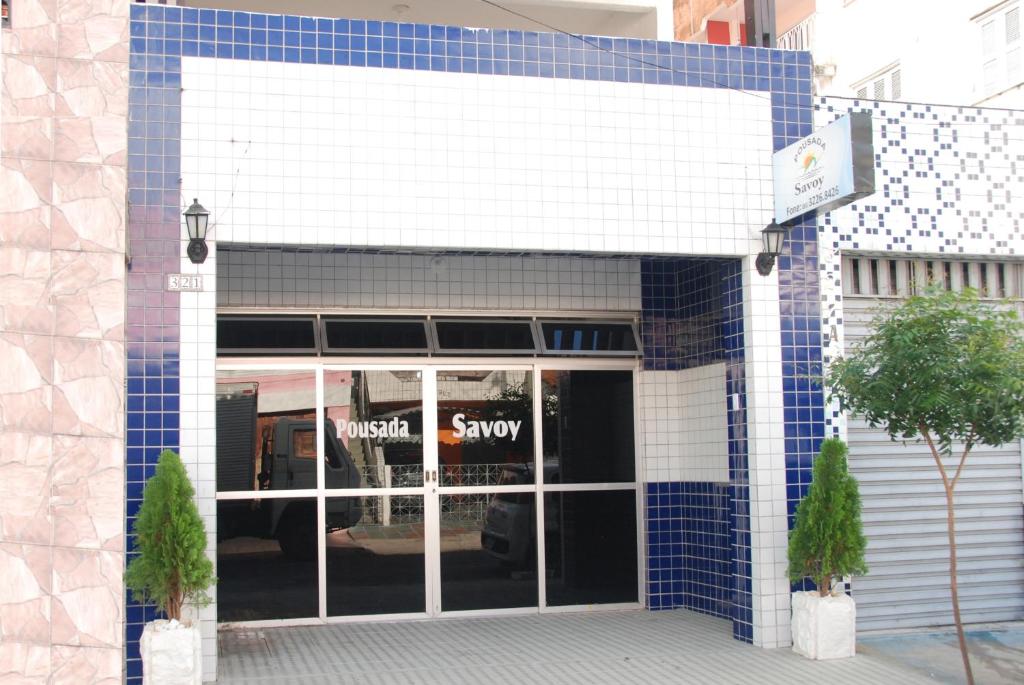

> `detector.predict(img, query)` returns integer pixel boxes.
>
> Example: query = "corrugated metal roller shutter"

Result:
[844,286,1024,633]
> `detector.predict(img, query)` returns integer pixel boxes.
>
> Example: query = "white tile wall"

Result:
[175,51,791,670]
[180,57,774,257]
[639,364,729,483]
[217,250,641,312]
[177,238,219,682]
[740,255,790,649]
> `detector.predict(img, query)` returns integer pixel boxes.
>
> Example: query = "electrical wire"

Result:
[475,0,775,103]
[475,0,1023,126]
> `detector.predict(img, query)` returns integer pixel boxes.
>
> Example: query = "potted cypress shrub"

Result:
[126,449,215,685]
[787,437,868,660]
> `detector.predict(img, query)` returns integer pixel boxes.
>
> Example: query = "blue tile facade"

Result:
[779,217,826,596]
[640,258,752,637]
[721,259,753,640]
[126,8,183,679]
[777,218,826,521]
[126,4,816,677]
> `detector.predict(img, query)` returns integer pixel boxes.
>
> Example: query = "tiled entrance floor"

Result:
[217,610,935,684]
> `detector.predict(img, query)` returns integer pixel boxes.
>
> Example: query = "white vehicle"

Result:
[481,462,559,567]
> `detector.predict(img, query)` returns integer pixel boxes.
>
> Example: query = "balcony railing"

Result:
[777,13,815,51]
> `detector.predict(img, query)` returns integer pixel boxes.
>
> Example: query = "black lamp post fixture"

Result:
[756,221,786,276]
[183,198,210,264]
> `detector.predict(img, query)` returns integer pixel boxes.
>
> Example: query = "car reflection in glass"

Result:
[481,462,559,568]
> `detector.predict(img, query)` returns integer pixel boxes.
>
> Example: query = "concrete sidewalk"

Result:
[217,610,936,684]
[860,625,1024,685]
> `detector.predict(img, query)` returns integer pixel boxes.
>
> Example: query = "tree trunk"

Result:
[921,426,974,685]
[942,479,975,685]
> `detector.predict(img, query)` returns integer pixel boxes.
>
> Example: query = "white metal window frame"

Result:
[217,311,642,358]
[215,356,645,627]
[975,0,1021,98]
[851,61,901,101]
[841,255,1024,299]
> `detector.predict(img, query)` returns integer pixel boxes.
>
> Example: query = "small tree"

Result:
[126,449,215,622]
[788,437,868,596]
[828,288,1024,685]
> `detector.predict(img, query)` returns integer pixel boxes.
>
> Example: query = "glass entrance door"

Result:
[434,368,538,613]
[431,366,641,615]
[322,368,430,617]
[214,361,640,625]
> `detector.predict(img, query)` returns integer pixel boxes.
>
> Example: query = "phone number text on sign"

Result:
[786,185,841,219]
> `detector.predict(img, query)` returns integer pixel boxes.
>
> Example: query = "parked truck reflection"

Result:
[216,383,362,560]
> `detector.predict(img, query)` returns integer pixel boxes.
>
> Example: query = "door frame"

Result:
[215,357,644,627]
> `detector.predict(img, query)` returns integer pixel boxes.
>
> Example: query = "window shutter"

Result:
[873,78,885,99]
[1007,8,1020,44]
[983,20,996,57]
[891,69,901,99]
[856,86,867,99]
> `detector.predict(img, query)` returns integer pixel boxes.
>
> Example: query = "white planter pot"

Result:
[791,591,856,660]
[140,619,202,685]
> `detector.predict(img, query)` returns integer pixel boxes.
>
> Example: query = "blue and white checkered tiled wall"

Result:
[127,4,816,680]
[813,98,1024,439]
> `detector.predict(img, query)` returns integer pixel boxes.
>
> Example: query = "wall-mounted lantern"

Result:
[183,198,210,264]
[755,222,786,276]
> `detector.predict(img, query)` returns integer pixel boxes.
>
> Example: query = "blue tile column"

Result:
[720,260,754,641]
[126,5,184,682]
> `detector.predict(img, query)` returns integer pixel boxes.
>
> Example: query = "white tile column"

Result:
[178,233,218,682]
[741,254,791,648]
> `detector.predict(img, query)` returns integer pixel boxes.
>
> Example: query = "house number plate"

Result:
[167,274,204,291]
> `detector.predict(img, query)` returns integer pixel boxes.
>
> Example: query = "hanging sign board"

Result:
[772,112,875,224]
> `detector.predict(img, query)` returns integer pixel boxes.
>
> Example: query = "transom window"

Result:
[218,315,641,357]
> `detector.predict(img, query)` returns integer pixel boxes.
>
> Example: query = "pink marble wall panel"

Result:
[0,542,52,643]
[0,642,50,684]
[0,246,51,334]
[1,0,58,57]
[1,0,129,679]
[54,58,127,164]
[2,52,56,115]
[52,337,124,437]
[57,0,129,63]
[0,433,52,545]
[51,162,126,252]
[0,158,52,249]
[50,250,124,340]
[0,332,53,434]
[50,645,121,685]
[50,548,122,648]
[51,435,123,550]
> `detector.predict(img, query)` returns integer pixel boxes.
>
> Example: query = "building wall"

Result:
[808,0,1002,106]
[815,96,1024,438]
[182,50,773,256]
[128,6,812,682]
[680,0,1023,107]
[642,258,738,620]
[779,0,1022,107]
[0,1,129,683]
[674,0,729,41]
